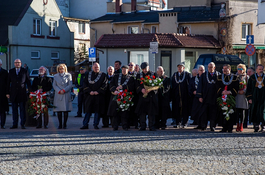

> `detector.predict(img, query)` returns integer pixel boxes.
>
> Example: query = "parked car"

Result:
[194,54,245,73]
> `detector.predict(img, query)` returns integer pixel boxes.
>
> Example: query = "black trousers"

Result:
[77,92,84,116]
[222,116,234,132]
[36,112,49,127]
[0,111,6,127]
[102,114,111,127]
[155,107,168,128]
[139,113,155,130]
[199,103,217,129]
[112,111,129,129]
[175,107,189,126]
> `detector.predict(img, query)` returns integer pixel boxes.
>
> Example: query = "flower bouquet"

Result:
[115,89,134,111]
[138,75,163,97]
[217,86,236,121]
[28,90,50,119]
[239,81,246,91]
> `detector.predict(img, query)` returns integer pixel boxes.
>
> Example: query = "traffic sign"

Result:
[246,35,254,44]
[89,47,96,62]
[150,42,158,54]
[245,44,256,56]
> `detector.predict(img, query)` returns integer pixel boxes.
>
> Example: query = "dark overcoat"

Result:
[7,67,32,103]
[0,68,9,112]
[32,75,53,92]
[83,71,107,114]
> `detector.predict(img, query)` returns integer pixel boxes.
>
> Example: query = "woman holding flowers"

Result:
[53,64,73,129]
[235,64,248,132]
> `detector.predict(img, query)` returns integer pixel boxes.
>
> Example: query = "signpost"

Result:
[89,47,96,64]
[246,35,254,44]
[150,42,158,71]
[221,47,227,54]
[245,44,256,67]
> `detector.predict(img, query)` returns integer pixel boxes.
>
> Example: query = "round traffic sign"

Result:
[245,44,256,56]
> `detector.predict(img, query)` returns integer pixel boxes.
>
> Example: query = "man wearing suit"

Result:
[6,59,32,129]
[0,59,9,129]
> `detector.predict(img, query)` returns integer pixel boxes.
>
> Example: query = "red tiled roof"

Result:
[95,33,221,49]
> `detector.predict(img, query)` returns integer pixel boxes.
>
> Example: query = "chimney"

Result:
[116,0,121,13]
[131,0,136,12]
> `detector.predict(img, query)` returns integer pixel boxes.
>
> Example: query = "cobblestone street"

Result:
[0,111,265,174]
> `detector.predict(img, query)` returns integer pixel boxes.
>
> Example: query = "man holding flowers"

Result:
[108,65,134,131]
[135,62,159,131]
[216,64,239,133]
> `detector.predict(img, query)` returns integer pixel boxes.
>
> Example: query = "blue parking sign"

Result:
[89,47,96,58]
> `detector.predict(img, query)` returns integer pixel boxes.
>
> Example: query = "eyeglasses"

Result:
[14,62,21,63]
[128,64,134,66]
[237,68,243,71]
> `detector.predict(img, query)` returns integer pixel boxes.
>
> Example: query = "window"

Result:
[33,19,41,35]
[49,21,57,36]
[151,26,157,33]
[130,51,149,65]
[242,24,252,40]
[137,54,144,63]
[51,52,59,59]
[79,22,85,34]
[177,26,191,34]
[31,51,40,59]
[128,26,139,34]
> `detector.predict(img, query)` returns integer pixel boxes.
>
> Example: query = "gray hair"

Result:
[0,59,2,64]
[107,66,114,71]
[39,66,48,75]
[198,65,205,70]
[157,66,165,75]
[192,68,198,74]
[208,62,215,67]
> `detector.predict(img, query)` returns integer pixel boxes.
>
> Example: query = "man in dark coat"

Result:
[196,62,220,131]
[0,59,9,129]
[128,62,139,129]
[32,66,52,128]
[74,66,87,117]
[6,59,32,129]
[216,64,239,133]
[155,66,171,130]
[80,62,107,129]
[101,66,114,128]
[108,65,134,131]
[246,64,265,132]
[171,63,191,128]
[189,66,205,128]
[135,62,158,131]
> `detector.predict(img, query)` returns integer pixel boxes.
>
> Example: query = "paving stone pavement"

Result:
[1,104,265,174]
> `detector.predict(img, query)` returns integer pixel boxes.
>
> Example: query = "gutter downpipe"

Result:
[142,23,150,33]
[89,23,97,45]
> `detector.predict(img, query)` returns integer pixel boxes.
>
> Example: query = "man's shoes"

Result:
[10,125,18,129]
[190,122,198,125]
[80,126,89,129]
[135,126,139,129]
[44,126,48,129]
[201,127,207,131]
[139,128,146,131]
[74,115,82,118]
[94,126,99,129]
[113,127,118,131]
[220,129,226,133]
[102,125,109,128]
[58,126,62,129]
[194,126,202,129]
[210,127,215,132]
[21,125,26,129]
[123,128,128,131]
[1,126,5,129]
[228,130,233,133]
[161,127,165,130]
[149,128,156,131]
[36,126,42,129]
[182,124,188,129]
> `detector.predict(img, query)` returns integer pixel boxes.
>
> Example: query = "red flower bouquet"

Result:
[28,90,50,119]
[138,75,163,97]
[116,89,134,111]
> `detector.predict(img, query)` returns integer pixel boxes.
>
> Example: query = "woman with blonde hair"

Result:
[235,63,248,132]
[53,64,73,129]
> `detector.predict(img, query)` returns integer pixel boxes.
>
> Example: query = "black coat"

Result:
[0,68,9,112]
[7,67,32,103]
[107,73,134,116]
[104,75,114,114]
[158,76,172,118]
[32,75,53,92]
[135,71,159,116]
[83,71,107,114]
[171,71,191,117]
[188,75,202,121]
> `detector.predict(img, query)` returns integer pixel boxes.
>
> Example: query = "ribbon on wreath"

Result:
[29,90,48,119]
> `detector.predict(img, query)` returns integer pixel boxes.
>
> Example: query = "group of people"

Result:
[0,58,264,133]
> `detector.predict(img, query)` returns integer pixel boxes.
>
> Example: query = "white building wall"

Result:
[6,0,74,69]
